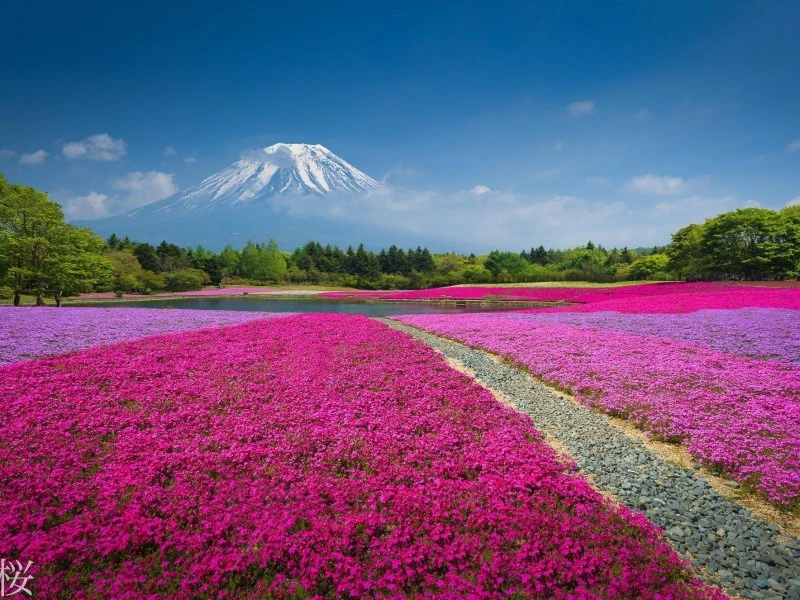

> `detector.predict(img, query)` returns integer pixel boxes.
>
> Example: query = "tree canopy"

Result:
[0,174,111,305]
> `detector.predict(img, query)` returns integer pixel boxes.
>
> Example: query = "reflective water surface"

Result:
[81,296,525,316]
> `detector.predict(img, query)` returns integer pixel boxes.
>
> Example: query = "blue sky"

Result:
[1,1,798,248]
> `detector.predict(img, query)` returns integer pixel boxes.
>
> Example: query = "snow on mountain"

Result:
[130,143,379,216]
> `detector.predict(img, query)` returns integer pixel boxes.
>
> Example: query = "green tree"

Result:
[484,250,529,280]
[133,243,160,272]
[0,175,110,306]
[667,223,707,280]
[218,244,241,277]
[44,227,112,305]
[262,238,287,282]
[776,206,800,278]
[239,239,287,282]
[701,208,780,279]
[628,253,670,281]
[462,264,493,283]
[106,249,166,294]
[164,268,209,292]
[352,243,380,279]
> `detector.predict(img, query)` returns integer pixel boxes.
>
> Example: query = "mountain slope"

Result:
[77,143,398,249]
[130,143,378,216]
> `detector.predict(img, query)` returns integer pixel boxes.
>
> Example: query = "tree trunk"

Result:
[13,292,20,307]
[54,291,62,307]
[35,292,44,306]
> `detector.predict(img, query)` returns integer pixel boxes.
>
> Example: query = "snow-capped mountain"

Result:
[78,143,398,249]
[130,143,379,216]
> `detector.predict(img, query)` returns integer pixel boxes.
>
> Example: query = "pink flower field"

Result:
[511,308,800,362]
[0,306,285,366]
[397,311,800,506]
[0,314,722,599]
[323,282,800,312]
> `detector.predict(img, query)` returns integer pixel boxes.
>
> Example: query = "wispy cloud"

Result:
[786,140,800,153]
[381,165,422,185]
[184,156,198,163]
[19,150,48,166]
[566,100,595,118]
[61,171,178,220]
[295,186,627,249]
[787,197,800,207]
[627,174,689,195]
[62,192,111,219]
[62,133,127,161]
[111,171,178,206]
[163,146,177,156]
[0,149,17,160]
[469,185,492,196]
[653,194,739,217]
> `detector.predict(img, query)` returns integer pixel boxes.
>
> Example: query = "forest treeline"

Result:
[1,173,799,302]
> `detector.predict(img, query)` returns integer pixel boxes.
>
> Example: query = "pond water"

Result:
[81,296,525,317]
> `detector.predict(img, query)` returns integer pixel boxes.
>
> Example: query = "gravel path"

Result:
[382,319,800,600]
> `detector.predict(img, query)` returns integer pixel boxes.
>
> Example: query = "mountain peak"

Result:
[262,142,330,155]
[129,143,379,217]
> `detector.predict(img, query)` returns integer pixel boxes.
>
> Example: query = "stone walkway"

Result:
[383,319,800,600]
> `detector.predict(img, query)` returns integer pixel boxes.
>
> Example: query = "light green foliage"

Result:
[628,253,670,281]
[44,226,113,304]
[701,208,784,279]
[667,224,707,279]
[239,238,287,282]
[484,250,530,278]
[777,206,800,277]
[435,252,468,275]
[164,268,209,292]
[462,264,493,283]
[106,249,166,293]
[0,174,111,305]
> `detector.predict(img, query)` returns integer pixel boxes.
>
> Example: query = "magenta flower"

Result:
[0,315,721,599]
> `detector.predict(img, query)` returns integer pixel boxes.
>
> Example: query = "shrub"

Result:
[164,268,210,292]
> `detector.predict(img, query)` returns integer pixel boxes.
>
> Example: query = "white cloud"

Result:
[267,185,638,249]
[469,185,492,196]
[61,192,111,220]
[627,174,688,195]
[62,133,127,161]
[111,171,178,207]
[163,146,177,156]
[381,165,422,185]
[787,197,800,207]
[535,168,561,180]
[19,150,48,166]
[0,149,16,160]
[653,195,740,217]
[786,140,800,153]
[566,100,595,118]
[273,180,769,250]
[61,171,178,220]
[184,156,198,163]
